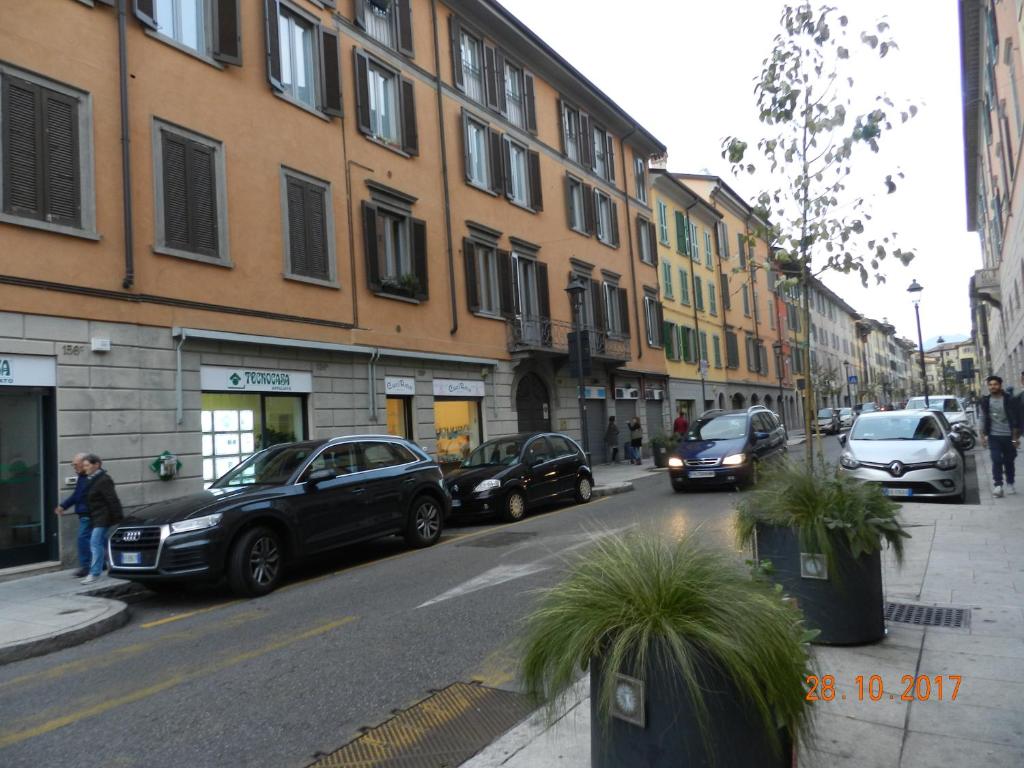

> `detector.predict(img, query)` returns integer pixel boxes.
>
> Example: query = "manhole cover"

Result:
[308,682,533,767]
[457,531,538,548]
[885,602,969,629]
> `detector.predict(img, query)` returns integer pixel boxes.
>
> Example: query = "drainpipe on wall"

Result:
[117,0,135,290]
[431,0,459,335]
[620,127,640,360]
[367,348,380,423]
[685,201,705,406]
[175,329,187,425]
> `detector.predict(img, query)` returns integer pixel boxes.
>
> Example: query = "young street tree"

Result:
[722,3,917,462]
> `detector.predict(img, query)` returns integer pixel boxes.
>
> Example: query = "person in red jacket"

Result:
[672,408,689,439]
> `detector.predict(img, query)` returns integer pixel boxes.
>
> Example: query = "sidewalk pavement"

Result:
[590,457,664,497]
[462,446,1024,768]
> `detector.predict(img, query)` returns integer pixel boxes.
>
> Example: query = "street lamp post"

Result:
[907,279,930,408]
[772,340,785,428]
[844,359,853,408]
[565,277,590,456]
[936,336,948,393]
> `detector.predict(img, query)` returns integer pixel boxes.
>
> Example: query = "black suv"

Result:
[668,406,788,490]
[108,436,449,596]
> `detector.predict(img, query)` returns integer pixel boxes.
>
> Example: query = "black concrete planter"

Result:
[590,647,793,767]
[754,522,885,645]
[651,444,670,468]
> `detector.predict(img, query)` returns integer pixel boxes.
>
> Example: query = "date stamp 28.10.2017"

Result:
[805,674,962,702]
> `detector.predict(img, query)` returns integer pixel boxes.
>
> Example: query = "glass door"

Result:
[0,390,51,568]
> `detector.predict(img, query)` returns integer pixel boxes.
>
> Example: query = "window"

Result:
[742,284,751,316]
[603,282,628,336]
[564,175,592,233]
[362,193,427,299]
[0,68,94,235]
[657,200,669,243]
[354,52,418,154]
[694,276,704,311]
[644,294,663,347]
[726,331,740,368]
[153,0,209,55]
[282,169,335,285]
[679,268,690,304]
[637,216,656,264]
[504,61,525,129]
[153,120,228,264]
[662,262,673,299]
[712,335,722,368]
[707,279,716,315]
[633,156,647,203]
[561,102,581,162]
[680,326,696,363]
[699,331,708,364]
[592,124,614,181]
[265,2,342,116]
[690,221,700,262]
[715,220,730,258]
[721,274,731,310]
[503,137,542,210]
[664,321,680,361]
[675,211,688,254]
[594,189,619,246]
[459,30,484,102]
[463,239,510,316]
[511,254,549,346]
[462,112,496,190]
[354,0,414,56]
[704,232,712,268]
[737,232,747,268]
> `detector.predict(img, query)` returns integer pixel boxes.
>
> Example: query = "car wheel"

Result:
[502,490,527,522]
[227,526,283,597]
[574,475,593,503]
[405,495,443,548]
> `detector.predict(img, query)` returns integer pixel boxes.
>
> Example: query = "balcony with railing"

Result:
[506,316,631,363]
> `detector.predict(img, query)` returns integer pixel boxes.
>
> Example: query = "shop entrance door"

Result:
[0,389,56,568]
[516,373,551,433]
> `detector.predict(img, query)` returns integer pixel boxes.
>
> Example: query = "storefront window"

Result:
[0,392,44,554]
[434,399,482,467]
[387,397,412,439]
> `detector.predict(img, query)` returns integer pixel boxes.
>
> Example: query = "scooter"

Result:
[951,422,976,451]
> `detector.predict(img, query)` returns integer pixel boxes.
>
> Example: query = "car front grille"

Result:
[110,526,162,550]
[685,458,721,467]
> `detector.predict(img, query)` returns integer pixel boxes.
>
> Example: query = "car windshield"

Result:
[905,397,960,413]
[687,415,748,441]
[850,415,944,441]
[840,408,852,416]
[212,444,316,487]
[817,408,834,417]
[860,403,877,412]
[464,438,523,466]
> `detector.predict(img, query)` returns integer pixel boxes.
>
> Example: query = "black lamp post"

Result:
[772,340,785,427]
[565,277,590,455]
[936,336,949,393]
[907,279,930,408]
[843,359,853,408]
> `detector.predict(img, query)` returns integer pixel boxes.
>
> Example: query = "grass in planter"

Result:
[736,458,909,567]
[519,531,815,759]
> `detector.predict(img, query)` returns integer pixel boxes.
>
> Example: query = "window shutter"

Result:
[412,217,427,299]
[590,280,605,331]
[527,150,542,211]
[461,110,472,182]
[305,183,328,280]
[618,287,630,336]
[721,274,731,309]
[488,128,504,194]
[713,220,721,256]
[3,77,41,218]
[483,44,500,111]
[133,0,158,30]
[605,134,615,182]
[675,211,685,253]
[497,249,514,317]
[396,0,414,57]
[493,49,507,114]
[320,26,343,117]
[536,262,550,320]
[635,214,645,262]
[187,141,218,257]
[582,183,595,235]
[286,178,309,276]
[564,175,574,229]
[648,221,657,260]
[162,133,190,250]
[213,0,242,66]
[353,50,372,135]
[449,16,464,91]
[502,137,513,199]
[663,321,673,358]
[263,0,283,91]
[400,77,418,155]
[42,89,80,228]
[557,99,566,154]
[355,0,367,29]
[463,239,480,312]
[362,201,380,290]
[523,71,537,134]
[610,201,619,246]
[579,112,592,168]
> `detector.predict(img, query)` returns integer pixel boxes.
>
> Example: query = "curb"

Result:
[0,598,130,666]
[591,482,633,498]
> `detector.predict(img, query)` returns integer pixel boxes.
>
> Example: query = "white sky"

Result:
[499,0,977,346]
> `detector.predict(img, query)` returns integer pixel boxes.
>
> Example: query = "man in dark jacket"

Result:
[979,375,1022,497]
[54,453,91,577]
[80,453,124,585]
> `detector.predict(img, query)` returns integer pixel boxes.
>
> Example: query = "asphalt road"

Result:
[0,435,928,768]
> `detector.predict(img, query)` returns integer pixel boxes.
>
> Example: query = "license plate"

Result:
[688,471,715,479]
[120,551,142,565]
[883,488,912,497]
[450,499,462,508]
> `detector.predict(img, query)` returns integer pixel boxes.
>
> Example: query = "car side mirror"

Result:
[838,434,848,446]
[307,468,335,485]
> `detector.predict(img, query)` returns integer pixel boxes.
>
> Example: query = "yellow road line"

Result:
[0,616,356,750]
[140,600,242,629]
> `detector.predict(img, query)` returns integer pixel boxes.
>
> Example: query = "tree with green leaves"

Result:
[723,3,917,463]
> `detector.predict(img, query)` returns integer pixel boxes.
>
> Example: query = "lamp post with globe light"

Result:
[907,279,930,408]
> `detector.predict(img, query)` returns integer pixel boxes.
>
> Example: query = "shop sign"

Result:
[433,378,485,398]
[200,365,312,393]
[0,355,56,387]
[583,386,606,400]
[385,376,416,396]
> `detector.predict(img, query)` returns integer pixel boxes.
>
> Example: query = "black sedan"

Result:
[108,436,449,596]
[444,432,594,522]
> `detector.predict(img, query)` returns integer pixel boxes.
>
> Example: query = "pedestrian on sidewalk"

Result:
[80,454,124,585]
[627,417,643,465]
[604,416,620,464]
[979,375,1021,497]
[54,453,91,578]
[672,408,689,440]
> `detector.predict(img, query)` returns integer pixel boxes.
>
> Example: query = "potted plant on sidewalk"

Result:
[648,433,676,469]
[521,531,815,767]
[736,459,909,644]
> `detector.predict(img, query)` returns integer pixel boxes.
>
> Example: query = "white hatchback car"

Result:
[904,395,968,427]
[838,410,966,503]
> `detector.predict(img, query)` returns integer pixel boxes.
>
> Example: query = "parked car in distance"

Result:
[853,402,879,416]
[108,436,449,596]
[668,406,787,491]
[839,407,854,429]
[904,395,969,427]
[837,410,966,503]
[816,407,841,434]
[444,432,593,522]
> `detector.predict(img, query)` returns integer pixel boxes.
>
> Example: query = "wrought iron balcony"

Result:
[507,316,631,362]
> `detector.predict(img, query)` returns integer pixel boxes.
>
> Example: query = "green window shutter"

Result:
[680,326,690,362]
[713,335,722,368]
[662,262,673,298]
[679,269,689,304]
[694,276,703,310]
[699,331,708,362]
[708,280,716,315]
[675,210,686,253]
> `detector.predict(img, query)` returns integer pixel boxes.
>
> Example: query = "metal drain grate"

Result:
[885,602,969,629]
[457,531,538,548]
[308,682,534,767]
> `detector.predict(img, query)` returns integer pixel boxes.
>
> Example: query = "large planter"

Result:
[590,646,793,768]
[754,522,885,645]
[652,444,670,468]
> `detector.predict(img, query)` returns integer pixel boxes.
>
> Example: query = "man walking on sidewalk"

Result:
[980,375,1021,497]
[54,453,91,578]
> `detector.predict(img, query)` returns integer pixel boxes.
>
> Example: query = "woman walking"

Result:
[80,454,124,585]
[628,417,643,465]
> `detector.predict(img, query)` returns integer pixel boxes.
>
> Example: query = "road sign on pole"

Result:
[848,375,858,384]
[699,359,709,377]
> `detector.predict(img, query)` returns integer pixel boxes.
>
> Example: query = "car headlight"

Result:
[721,453,746,466]
[169,513,223,535]
[937,450,960,470]
[839,453,860,469]
[667,457,684,468]
[473,478,501,493]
